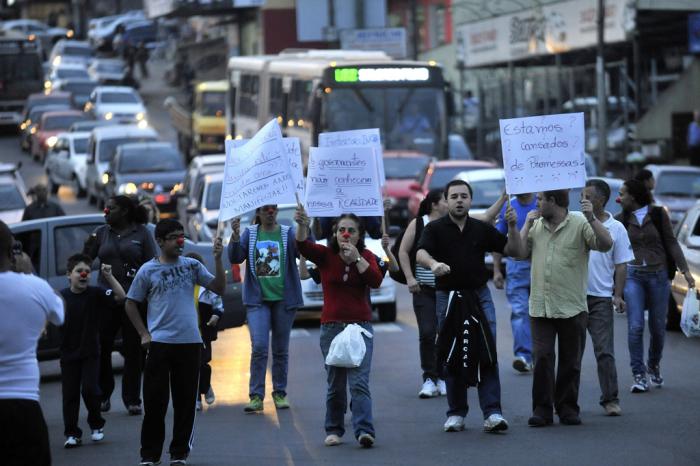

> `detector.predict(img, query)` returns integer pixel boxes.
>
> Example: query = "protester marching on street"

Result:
[125,219,226,466]
[295,207,384,448]
[616,180,695,393]
[416,179,524,433]
[492,192,538,373]
[520,189,613,427]
[59,256,126,448]
[83,195,157,415]
[228,205,304,413]
[0,220,65,466]
[582,180,634,416]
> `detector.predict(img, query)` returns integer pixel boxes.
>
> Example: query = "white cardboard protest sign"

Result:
[218,119,296,221]
[499,113,586,195]
[305,146,384,217]
[230,136,305,199]
[318,128,386,187]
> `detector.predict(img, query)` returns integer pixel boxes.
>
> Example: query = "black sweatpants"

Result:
[61,357,105,437]
[141,342,201,462]
[1,399,51,466]
[199,340,213,396]
[99,302,146,408]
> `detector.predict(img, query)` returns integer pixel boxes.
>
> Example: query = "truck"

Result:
[164,80,227,161]
[0,30,44,128]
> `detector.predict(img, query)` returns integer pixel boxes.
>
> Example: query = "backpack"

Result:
[389,216,425,284]
[619,206,676,280]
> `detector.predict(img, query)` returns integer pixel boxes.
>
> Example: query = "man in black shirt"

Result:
[417,179,524,434]
[22,184,65,221]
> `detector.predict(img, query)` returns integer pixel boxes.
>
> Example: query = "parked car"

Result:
[87,58,127,84]
[84,86,147,124]
[45,63,90,91]
[21,103,72,152]
[183,172,223,242]
[30,110,87,163]
[9,214,245,361]
[407,159,496,217]
[0,162,29,224]
[48,39,93,67]
[383,152,431,228]
[644,165,700,227]
[667,200,700,330]
[104,142,186,218]
[44,131,90,197]
[175,154,225,223]
[85,125,158,207]
[54,78,98,108]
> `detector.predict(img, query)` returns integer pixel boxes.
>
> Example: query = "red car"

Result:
[407,159,496,217]
[383,151,432,228]
[30,110,87,163]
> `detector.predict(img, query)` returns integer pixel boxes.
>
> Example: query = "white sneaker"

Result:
[91,428,104,441]
[437,379,447,396]
[483,413,509,432]
[513,356,533,373]
[443,416,465,432]
[205,386,216,405]
[324,434,342,446]
[418,379,440,398]
[196,400,202,411]
[64,436,81,448]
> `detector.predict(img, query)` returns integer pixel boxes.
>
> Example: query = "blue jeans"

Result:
[319,322,374,439]
[624,268,671,376]
[505,259,532,363]
[437,286,502,418]
[246,301,296,399]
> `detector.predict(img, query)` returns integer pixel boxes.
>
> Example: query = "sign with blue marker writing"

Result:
[318,128,386,187]
[219,119,296,221]
[305,146,384,217]
[499,112,586,195]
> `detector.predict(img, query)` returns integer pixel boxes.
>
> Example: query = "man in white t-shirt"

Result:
[0,221,65,465]
[582,180,634,417]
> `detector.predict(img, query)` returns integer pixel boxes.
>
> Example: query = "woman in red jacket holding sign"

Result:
[295,206,383,449]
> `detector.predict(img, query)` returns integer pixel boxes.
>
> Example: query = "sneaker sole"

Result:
[484,421,509,432]
[513,359,529,372]
[444,425,465,432]
[244,408,263,414]
[630,386,648,393]
[419,391,439,399]
[64,443,81,449]
[358,436,374,448]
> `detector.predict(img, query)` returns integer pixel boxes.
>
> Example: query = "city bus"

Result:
[226,50,456,164]
[0,31,44,128]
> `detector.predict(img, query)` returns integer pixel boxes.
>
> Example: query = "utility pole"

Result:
[596,0,607,171]
[411,0,419,60]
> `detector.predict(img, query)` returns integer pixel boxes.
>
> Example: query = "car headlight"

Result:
[135,112,145,121]
[137,120,148,129]
[104,112,113,120]
[44,80,52,90]
[52,56,61,66]
[30,126,37,134]
[101,173,110,184]
[118,182,138,195]
[46,136,58,148]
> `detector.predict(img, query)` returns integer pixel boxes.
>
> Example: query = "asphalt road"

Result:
[2,62,700,466]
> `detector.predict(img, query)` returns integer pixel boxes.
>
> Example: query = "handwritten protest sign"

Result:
[230,136,305,199]
[499,113,586,195]
[318,128,386,187]
[305,146,384,217]
[218,119,296,221]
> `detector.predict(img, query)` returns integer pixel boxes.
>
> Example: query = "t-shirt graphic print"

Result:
[256,240,281,277]
[255,227,285,301]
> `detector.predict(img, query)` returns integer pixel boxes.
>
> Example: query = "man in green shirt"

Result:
[521,189,612,427]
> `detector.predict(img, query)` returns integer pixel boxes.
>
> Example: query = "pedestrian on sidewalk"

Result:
[0,220,64,466]
[228,205,304,413]
[295,207,383,448]
[521,190,612,427]
[185,252,224,411]
[398,189,448,399]
[492,192,538,374]
[416,180,524,434]
[125,219,226,466]
[582,180,634,416]
[616,180,695,393]
[136,41,149,79]
[83,195,157,415]
[687,110,700,166]
[59,255,126,448]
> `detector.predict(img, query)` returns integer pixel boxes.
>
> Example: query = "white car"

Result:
[88,58,127,84]
[44,131,91,197]
[48,39,93,67]
[0,163,30,225]
[85,86,147,124]
[45,63,90,91]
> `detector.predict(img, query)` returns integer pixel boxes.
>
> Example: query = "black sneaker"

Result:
[527,416,553,427]
[560,415,582,426]
[100,400,111,412]
[630,373,649,393]
[648,364,664,387]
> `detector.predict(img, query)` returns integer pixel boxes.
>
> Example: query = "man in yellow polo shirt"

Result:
[521,189,612,427]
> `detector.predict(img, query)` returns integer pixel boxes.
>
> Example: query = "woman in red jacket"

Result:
[295,206,383,449]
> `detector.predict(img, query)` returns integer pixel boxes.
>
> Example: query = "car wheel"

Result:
[666,294,681,331]
[47,173,59,195]
[73,176,87,198]
[377,303,397,322]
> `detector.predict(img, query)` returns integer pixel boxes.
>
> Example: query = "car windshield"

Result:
[384,156,430,179]
[97,62,123,73]
[43,115,85,130]
[569,182,623,216]
[101,92,139,104]
[62,82,97,95]
[57,68,89,79]
[98,136,155,162]
[0,183,26,211]
[656,172,700,198]
[470,178,505,209]
[430,166,487,190]
[73,137,88,153]
[118,148,184,173]
[30,106,66,122]
[64,46,92,57]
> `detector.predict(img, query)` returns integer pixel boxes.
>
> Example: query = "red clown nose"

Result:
[103,208,110,215]
[176,237,185,246]
[341,232,351,239]
[79,271,88,278]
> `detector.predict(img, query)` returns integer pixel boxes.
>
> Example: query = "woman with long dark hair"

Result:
[295,208,383,448]
[83,195,157,414]
[616,180,694,392]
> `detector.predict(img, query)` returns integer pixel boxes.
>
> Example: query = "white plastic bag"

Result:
[325,324,373,368]
[681,288,700,338]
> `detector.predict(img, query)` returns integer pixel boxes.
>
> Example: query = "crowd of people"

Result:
[1,168,695,465]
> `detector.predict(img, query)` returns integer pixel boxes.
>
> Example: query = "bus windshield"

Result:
[198,91,225,117]
[322,87,445,158]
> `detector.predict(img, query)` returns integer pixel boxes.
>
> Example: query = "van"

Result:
[85,125,158,207]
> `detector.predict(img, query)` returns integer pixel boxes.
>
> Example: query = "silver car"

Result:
[645,165,700,227]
